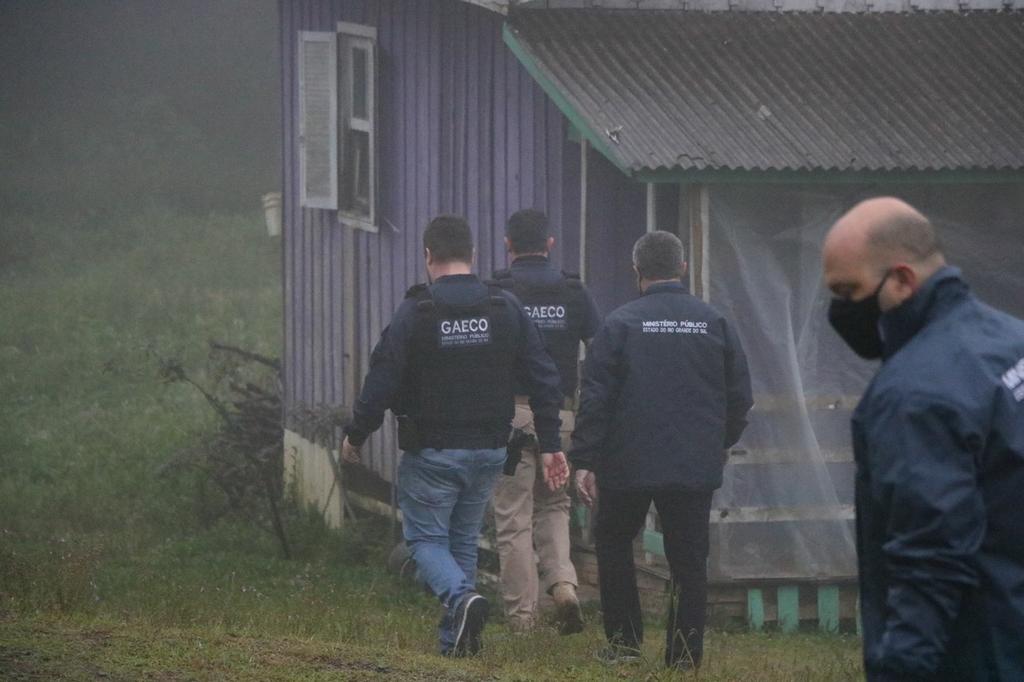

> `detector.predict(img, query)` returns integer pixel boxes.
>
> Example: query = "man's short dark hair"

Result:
[506,209,549,254]
[423,215,473,263]
[633,231,685,281]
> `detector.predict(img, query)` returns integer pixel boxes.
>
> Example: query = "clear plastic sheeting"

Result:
[704,183,1024,582]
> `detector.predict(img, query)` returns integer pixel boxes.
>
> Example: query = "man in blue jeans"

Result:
[341,215,568,657]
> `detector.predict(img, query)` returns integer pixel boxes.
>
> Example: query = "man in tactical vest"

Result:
[490,209,602,634]
[571,231,752,669]
[340,215,568,658]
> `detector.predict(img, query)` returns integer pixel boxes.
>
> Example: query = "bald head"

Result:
[823,197,946,310]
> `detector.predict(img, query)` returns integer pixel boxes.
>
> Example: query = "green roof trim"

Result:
[502,22,633,177]
[634,168,1024,185]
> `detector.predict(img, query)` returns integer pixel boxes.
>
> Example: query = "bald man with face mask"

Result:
[822,197,1024,681]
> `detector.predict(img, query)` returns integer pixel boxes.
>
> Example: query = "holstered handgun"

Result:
[396,415,421,452]
[504,428,537,476]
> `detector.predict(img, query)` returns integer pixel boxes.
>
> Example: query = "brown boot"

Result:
[507,615,535,635]
[551,582,584,635]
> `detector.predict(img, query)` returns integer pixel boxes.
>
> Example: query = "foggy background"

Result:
[0,0,281,215]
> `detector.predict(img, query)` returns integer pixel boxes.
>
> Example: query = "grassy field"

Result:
[0,210,864,680]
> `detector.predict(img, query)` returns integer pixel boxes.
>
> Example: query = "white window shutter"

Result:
[298,31,337,210]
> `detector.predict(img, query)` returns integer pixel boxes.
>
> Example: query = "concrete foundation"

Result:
[283,429,344,529]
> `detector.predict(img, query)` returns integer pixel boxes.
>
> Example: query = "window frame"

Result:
[337,21,378,233]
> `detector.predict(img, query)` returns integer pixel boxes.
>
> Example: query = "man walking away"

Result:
[340,215,568,657]
[570,231,752,669]
[823,197,1024,681]
[490,209,602,634]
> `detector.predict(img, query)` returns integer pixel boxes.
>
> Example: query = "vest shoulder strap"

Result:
[486,285,512,310]
[561,272,584,291]
[405,282,429,299]
[487,278,516,294]
[418,285,507,317]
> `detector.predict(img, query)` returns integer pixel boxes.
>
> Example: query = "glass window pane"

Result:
[354,129,370,214]
[352,47,368,121]
[342,129,370,218]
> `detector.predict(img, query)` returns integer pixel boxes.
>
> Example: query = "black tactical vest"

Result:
[492,268,587,399]
[402,283,518,443]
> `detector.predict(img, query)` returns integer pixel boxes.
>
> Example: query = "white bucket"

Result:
[261,192,282,237]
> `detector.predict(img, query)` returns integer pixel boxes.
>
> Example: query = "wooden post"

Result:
[338,222,357,527]
[645,183,656,233]
[817,585,840,633]
[573,504,589,532]
[777,586,800,633]
[576,137,592,547]
[579,137,588,279]
[686,184,710,302]
[642,528,665,556]
[342,223,357,403]
[747,588,765,631]
[644,506,656,564]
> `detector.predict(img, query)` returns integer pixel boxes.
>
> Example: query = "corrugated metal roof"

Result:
[506,10,1024,175]
[517,0,1022,10]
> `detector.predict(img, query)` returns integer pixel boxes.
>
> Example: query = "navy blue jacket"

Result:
[569,281,753,490]
[852,267,1024,681]
[496,255,602,398]
[344,274,564,453]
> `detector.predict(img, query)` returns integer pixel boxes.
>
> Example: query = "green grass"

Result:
[0,210,864,679]
[1,613,863,681]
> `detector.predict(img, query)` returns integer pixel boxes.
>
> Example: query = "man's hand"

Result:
[540,451,569,491]
[340,437,361,465]
[575,469,598,508]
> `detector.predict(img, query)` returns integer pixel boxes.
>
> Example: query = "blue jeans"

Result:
[397,447,505,651]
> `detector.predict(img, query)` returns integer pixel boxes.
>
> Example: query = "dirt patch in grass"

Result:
[0,647,37,678]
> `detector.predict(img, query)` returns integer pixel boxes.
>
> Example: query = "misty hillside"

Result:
[0,0,280,213]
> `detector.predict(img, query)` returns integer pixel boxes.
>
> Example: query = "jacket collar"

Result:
[511,254,550,268]
[432,273,480,285]
[879,266,969,360]
[642,280,689,297]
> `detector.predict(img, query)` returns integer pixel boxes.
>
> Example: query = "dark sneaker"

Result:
[595,644,642,665]
[452,592,489,657]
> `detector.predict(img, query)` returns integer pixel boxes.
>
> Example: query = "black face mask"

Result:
[828,271,891,360]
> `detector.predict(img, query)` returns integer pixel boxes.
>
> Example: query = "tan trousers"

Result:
[492,403,578,625]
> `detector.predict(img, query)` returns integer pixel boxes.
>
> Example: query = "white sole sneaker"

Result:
[453,593,489,657]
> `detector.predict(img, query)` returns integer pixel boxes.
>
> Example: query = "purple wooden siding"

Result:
[582,147,646,312]
[281,0,633,482]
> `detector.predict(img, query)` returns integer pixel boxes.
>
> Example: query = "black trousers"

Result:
[594,486,713,668]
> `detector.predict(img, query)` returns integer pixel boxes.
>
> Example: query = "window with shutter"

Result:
[337,22,378,232]
[298,31,338,209]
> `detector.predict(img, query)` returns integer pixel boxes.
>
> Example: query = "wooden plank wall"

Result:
[281,0,589,483]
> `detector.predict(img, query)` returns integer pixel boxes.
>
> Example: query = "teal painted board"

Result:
[747,588,765,631]
[643,529,665,556]
[817,585,840,633]
[573,504,588,530]
[777,586,800,633]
